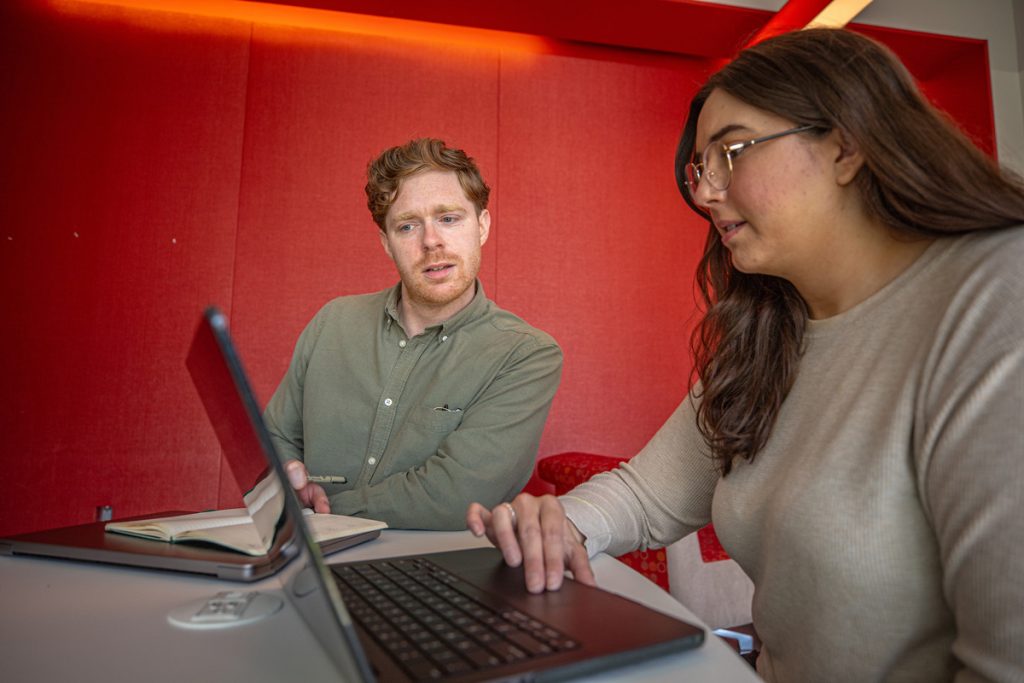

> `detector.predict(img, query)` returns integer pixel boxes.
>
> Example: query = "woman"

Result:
[467,28,1024,682]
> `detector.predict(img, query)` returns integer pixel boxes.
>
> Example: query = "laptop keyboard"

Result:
[332,557,580,680]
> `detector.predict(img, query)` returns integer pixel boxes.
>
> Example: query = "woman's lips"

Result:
[719,221,745,245]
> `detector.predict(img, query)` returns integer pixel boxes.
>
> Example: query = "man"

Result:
[264,138,563,530]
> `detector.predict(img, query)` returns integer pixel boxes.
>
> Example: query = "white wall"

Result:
[700,0,1024,175]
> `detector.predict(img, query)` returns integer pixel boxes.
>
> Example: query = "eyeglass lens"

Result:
[686,143,730,195]
[701,143,730,191]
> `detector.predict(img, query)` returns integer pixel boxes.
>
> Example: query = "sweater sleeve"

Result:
[561,393,720,558]
[919,336,1024,683]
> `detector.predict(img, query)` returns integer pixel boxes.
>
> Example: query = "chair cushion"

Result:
[536,452,629,496]
[697,523,730,563]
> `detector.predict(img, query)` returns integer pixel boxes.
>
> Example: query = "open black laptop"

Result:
[176,307,704,681]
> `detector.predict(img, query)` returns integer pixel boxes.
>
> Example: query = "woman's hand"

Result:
[466,494,596,593]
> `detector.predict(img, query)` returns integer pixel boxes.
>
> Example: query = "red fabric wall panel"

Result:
[496,49,708,458]
[0,2,251,534]
[0,2,999,536]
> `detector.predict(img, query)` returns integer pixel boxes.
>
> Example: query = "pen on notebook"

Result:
[307,475,347,484]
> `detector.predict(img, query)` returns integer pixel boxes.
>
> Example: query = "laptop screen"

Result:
[186,309,284,551]
[190,307,374,680]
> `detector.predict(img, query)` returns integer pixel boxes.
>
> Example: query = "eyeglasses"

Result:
[684,125,815,194]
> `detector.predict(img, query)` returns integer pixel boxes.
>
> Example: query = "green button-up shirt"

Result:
[263,282,562,529]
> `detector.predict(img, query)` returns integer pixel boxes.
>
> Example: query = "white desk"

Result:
[0,529,760,682]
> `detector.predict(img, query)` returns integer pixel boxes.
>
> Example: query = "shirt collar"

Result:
[383,280,488,336]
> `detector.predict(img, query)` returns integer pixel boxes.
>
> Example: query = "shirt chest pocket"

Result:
[407,405,465,433]
[379,406,465,477]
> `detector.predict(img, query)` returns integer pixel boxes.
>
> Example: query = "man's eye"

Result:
[398,224,414,232]
[440,215,457,224]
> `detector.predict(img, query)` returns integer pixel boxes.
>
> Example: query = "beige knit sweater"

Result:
[562,228,1024,682]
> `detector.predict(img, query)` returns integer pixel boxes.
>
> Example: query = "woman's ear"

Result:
[830,128,866,186]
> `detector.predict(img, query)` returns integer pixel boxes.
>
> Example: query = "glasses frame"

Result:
[685,124,816,195]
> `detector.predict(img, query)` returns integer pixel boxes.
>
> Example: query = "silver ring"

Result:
[502,502,517,528]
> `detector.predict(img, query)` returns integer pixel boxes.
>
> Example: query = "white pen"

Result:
[307,475,347,484]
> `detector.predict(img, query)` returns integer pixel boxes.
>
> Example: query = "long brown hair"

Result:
[674,28,1024,475]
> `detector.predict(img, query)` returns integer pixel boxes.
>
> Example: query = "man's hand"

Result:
[466,494,595,594]
[284,460,331,513]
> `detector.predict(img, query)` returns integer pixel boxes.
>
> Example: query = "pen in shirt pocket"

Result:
[433,404,462,413]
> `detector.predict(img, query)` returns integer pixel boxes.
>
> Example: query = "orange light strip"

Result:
[742,0,833,48]
[808,0,873,28]
[44,0,553,54]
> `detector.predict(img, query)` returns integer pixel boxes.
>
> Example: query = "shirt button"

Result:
[398,340,407,348]
[441,335,448,342]
[368,457,377,465]
[384,398,393,406]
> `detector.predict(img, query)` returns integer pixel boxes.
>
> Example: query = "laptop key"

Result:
[441,659,473,675]
[489,641,528,663]
[506,629,552,655]
[431,649,460,665]
[462,646,501,669]
[403,658,443,680]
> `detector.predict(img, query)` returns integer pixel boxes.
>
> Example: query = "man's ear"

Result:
[478,209,491,247]
[831,128,865,186]
[379,228,394,260]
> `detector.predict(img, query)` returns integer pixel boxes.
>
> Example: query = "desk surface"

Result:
[0,529,760,682]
